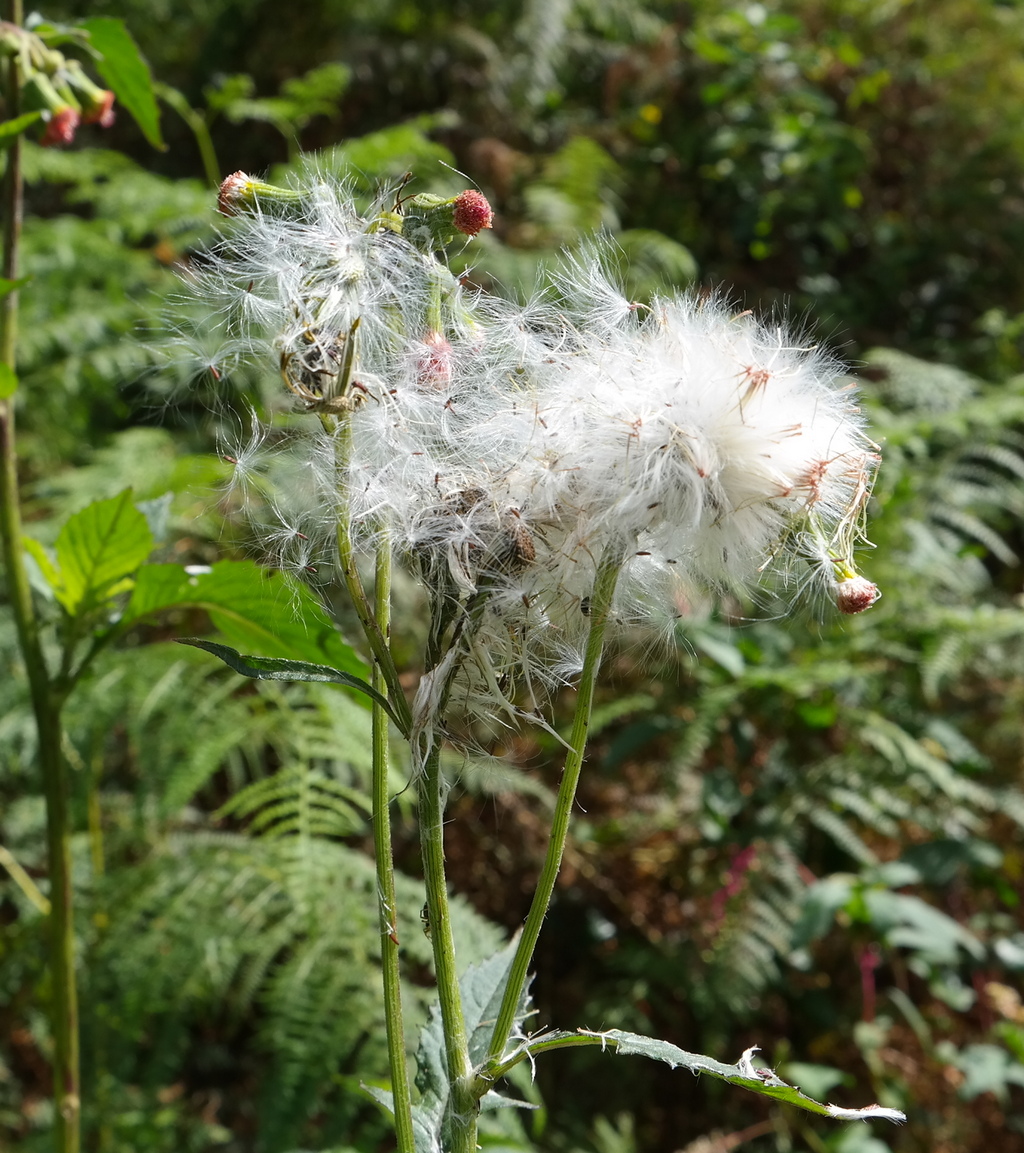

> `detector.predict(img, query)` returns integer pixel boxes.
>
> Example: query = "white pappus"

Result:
[182,169,880,724]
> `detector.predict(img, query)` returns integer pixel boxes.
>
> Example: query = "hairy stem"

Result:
[419,741,476,1153]
[0,12,81,1150]
[485,548,623,1069]
[322,412,412,734]
[371,538,415,1153]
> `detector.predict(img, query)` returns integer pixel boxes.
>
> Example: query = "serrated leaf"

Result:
[79,17,164,149]
[127,560,366,679]
[0,363,17,398]
[363,1086,444,1153]
[52,489,154,614]
[527,1030,906,1123]
[464,941,533,1067]
[0,112,42,143]
[177,639,403,728]
[414,941,534,1153]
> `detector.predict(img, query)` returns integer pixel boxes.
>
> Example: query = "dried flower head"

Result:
[835,574,880,614]
[217,171,253,217]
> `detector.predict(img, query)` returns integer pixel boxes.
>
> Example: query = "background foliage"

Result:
[2,2,1024,1151]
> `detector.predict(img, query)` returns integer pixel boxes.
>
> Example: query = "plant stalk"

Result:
[155,83,220,188]
[371,537,415,1153]
[484,548,623,1070]
[419,741,476,1153]
[0,10,81,1149]
[322,412,412,735]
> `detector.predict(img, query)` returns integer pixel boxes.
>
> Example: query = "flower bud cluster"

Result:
[0,22,116,147]
[185,169,879,708]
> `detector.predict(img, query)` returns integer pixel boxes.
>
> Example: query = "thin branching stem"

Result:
[0,8,81,1149]
[371,536,415,1153]
[484,547,623,1071]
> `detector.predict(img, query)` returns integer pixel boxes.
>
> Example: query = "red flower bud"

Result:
[40,106,80,148]
[81,89,116,128]
[452,190,493,237]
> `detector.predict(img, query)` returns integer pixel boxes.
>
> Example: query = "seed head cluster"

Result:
[179,169,879,711]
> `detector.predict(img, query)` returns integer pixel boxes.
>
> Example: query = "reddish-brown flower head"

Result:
[40,107,80,148]
[452,190,493,237]
[82,89,116,128]
[218,172,253,217]
[835,575,880,614]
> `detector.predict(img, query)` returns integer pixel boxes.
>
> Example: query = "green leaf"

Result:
[22,537,60,600]
[780,1062,849,1100]
[51,489,154,614]
[955,1043,1024,1103]
[408,942,535,1151]
[0,112,43,143]
[791,876,854,947]
[79,17,165,149]
[863,889,984,963]
[0,363,17,399]
[176,639,403,729]
[0,275,30,299]
[524,1030,906,1122]
[127,560,365,678]
[135,491,173,543]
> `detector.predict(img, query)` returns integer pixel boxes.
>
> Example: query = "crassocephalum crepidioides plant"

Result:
[177,164,900,1152]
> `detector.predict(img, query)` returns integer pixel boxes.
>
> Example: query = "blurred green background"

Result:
[3,2,1024,1151]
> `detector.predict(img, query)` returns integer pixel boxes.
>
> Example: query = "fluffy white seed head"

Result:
[179,174,879,717]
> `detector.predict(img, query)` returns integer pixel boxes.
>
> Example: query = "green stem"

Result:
[85,741,112,1153]
[484,548,623,1071]
[0,15,80,1153]
[419,741,476,1153]
[322,412,412,735]
[155,84,220,188]
[371,538,415,1153]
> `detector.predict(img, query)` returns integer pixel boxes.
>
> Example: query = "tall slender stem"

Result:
[485,548,623,1070]
[371,538,415,1153]
[419,741,476,1153]
[0,10,81,1150]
